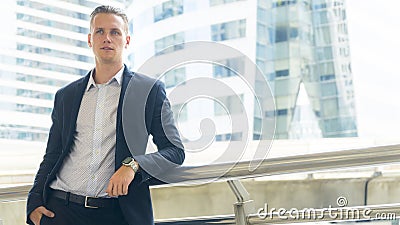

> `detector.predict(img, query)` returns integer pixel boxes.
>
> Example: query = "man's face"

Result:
[88,13,130,65]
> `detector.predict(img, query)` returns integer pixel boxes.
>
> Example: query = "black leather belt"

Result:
[50,189,118,209]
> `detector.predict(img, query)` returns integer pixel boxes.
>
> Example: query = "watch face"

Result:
[123,157,132,164]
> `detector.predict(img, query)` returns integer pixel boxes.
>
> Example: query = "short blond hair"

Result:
[90,5,129,34]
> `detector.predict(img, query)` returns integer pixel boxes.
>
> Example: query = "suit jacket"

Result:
[26,65,185,225]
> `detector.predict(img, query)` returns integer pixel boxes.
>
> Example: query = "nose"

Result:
[103,33,111,43]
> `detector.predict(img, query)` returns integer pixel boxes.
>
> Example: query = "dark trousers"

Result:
[40,196,129,225]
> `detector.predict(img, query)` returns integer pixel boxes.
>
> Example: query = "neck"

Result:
[93,63,124,84]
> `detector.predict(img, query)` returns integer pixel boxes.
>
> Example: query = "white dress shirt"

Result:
[50,67,123,197]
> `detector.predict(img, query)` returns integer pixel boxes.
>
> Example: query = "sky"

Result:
[346,0,400,139]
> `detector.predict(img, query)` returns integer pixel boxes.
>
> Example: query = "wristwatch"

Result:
[122,157,139,173]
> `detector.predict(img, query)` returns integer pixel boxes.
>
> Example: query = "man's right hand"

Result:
[29,206,55,225]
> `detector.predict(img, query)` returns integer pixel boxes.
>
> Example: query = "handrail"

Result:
[1,144,400,196]
[162,144,400,184]
[0,185,31,201]
[2,144,400,225]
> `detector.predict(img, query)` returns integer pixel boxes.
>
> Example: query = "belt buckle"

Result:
[84,196,99,209]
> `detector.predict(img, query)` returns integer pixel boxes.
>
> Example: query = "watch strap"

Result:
[122,157,139,173]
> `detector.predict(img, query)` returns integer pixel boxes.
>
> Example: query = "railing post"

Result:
[227,179,255,225]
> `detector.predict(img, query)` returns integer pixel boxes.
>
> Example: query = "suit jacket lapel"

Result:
[66,73,90,148]
[115,66,133,168]
[117,65,133,134]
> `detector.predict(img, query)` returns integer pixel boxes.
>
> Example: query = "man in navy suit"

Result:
[26,5,185,225]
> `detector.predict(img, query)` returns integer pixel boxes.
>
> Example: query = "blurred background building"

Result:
[0,0,128,142]
[127,0,358,141]
[0,0,357,144]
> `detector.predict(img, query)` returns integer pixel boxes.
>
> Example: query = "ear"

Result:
[125,35,131,49]
[88,33,92,48]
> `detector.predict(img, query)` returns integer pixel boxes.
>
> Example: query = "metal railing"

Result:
[163,143,400,183]
[164,143,400,224]
[1,144,400,224]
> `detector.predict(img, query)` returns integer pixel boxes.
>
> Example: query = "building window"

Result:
[215,134,222,141]
[231,132,242,141]
[275,27,298,43]
[275,27,287,42]
[215,132,242,141]
[164,67,186,88]
[265,110,275,117]
[272,0,297,8]
[154,0,183,22]
[213,57,245,78]
[313,11,329,25]
[154,32,185,55]
[323,117,356,133]
[337,23,348,34]
[316,46,333,61]
[129,18,134,35]
[321,82,338,97]
[210,0,245,6]
[256,43,274,61]
[257,7,267,23]
[314,26,332,45]
[312,3,327,10]
[257,23,272,45]
[339,47,350,57]
[317,62,335,75]
[275,69,289,78]
[211,19,246,41]
[253,117,262,133]
[277,109,288,116]
[253,133,261,140]
[214,94,244,116]
[320,74,335,81]
[0,124,49,141]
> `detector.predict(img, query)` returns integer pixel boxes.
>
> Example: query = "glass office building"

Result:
[0,0,126,142]
[127,0,357,140]
[0,0,357,143]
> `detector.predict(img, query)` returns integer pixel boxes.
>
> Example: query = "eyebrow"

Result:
[94,27,122,30]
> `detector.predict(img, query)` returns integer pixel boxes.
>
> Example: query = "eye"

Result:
[111,30,121,35]
[95,29,104,34]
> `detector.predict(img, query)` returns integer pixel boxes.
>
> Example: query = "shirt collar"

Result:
[86,66,124,91]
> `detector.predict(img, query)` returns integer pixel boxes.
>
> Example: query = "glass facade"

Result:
[154,0,184,22]
[256,0,357,138]
[211,19,246,41]
[164,67,186,88]
[127,0,357,141]
[154,32,185,55]
[214,94,244,116]
[213,57,245,78]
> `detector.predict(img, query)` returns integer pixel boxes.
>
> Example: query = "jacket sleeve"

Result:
[133,80,185,184]
[26,90,64,224]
